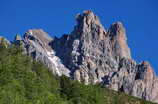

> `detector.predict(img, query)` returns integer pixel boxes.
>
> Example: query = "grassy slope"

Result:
[0,43,155,104]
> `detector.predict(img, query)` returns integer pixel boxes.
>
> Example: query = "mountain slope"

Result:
[0,43,155,104]
[11,11,158,103]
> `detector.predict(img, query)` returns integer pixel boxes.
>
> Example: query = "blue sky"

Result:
[0,0,158,74]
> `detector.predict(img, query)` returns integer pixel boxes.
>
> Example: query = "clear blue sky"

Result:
[0,0,158,74]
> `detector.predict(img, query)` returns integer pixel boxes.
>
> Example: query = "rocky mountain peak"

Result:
[108,22,131,59]
[14,34,22,41]
[76,10,98,25]
[24,29,53,51]
[74,10,106,40]
[22,29,70,76]
[12,11,158,103]
[25,29,52,41]
[109,22,125,36]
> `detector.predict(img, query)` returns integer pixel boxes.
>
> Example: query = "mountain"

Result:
[11,10,158,103]
[0,43,154,104]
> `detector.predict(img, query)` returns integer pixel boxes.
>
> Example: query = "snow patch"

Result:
[47,51,55,56]
[46,51,61,76]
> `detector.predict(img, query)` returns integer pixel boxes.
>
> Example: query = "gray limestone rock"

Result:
[22,29,70,76]
[11,11,158,103]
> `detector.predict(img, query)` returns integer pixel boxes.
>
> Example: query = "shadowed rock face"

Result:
[22,29,70,76]
[132,61,158,102]
[13,11,158,103]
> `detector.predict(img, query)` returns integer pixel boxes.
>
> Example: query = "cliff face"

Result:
[22,29,70,76]
[14,11,158,103]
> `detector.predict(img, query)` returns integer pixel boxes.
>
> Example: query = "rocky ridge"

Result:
[12,11,158,103]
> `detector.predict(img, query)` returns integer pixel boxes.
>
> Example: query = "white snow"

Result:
[47,51,54,56]
[46,51,61,76]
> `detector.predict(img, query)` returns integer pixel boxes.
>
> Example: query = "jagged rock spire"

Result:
[108,22,131,59]
[76,10,102,28]
[14,34,22,41]
[73,10,107,40]
[74,11,131,59]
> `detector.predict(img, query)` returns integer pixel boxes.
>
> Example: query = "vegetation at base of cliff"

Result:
[0,42,155,104]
